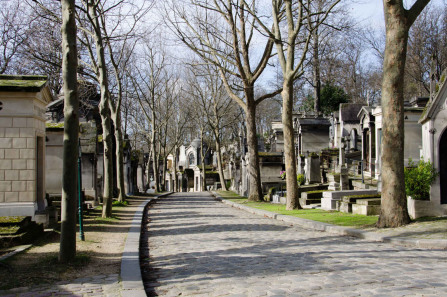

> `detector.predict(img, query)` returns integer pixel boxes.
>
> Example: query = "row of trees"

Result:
[1,0,441,261]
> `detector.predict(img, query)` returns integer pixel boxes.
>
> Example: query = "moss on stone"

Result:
[0,75,47,91]
[46,122,64,128]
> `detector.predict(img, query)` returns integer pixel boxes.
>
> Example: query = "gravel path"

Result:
[143,192,447,297]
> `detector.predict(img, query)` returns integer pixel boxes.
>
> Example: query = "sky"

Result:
[349,0,446,29]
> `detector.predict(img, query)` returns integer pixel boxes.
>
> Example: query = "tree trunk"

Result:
[113,111,126,202]
[151,118,160,192]
[173,146,178,192]
[200,130,206,191]
[87,1,113,218]
[377,1,428,227]
[245,98,263,201]
[161,156,167,191]
[59,0,78,263]
[215,132,227,191]
[313,28,321,114]
[282,80,301,210]
[100,111,114,218]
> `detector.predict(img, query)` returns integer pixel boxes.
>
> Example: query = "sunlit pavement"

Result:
[143,192,447,297]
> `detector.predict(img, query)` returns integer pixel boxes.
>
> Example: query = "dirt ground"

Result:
[0,194,154,291]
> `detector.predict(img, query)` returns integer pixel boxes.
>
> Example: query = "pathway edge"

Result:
[120,192,172,297]
[212,191,447,250]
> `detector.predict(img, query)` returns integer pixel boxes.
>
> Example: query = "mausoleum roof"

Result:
[0,75,48,92]
[340,103,363,123]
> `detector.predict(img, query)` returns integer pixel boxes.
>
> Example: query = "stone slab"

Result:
[352,204,380,216]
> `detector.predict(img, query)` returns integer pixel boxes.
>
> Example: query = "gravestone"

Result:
[305,156,320,184]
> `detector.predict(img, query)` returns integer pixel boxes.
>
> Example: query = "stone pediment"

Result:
[419,74,447,124]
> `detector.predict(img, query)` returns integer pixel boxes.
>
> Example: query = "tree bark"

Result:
[377,0,431,228]
[282,80,301,210]
[87,1,113,218]
[215,132,227,191]
[151,116,160,192]
[59,0,79,263]
[200,129,207,191]
[246,98,263,201]
[313,28,321,113]
[113,111,126,201]
[173,146,178,192]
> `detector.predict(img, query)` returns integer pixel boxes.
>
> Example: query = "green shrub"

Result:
[112,200,129,207]
[405,159,438,200]
[297,174,305,186]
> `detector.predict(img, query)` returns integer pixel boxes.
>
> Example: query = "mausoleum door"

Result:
[364,130,370,171]
[36,136,45,211]
[440,129,447,204]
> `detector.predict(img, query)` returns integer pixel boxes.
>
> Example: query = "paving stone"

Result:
[142,192,447,297]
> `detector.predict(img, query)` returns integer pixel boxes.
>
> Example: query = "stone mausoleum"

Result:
[0,75,53,221]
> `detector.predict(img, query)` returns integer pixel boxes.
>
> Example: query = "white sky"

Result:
[349,0,446,29]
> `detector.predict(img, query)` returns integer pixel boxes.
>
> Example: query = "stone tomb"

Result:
[321,189,377,211]
[0,75,53,221]
[419,72,447,217]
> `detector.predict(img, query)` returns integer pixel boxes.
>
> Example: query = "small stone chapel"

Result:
[419,74,447,216]
[0,75,53,222]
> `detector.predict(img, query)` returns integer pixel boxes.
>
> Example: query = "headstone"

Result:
[305,156,320,184]
[340,167,349,190]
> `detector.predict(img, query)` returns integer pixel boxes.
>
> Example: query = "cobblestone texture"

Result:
[0,274,121,297]
[144,192,447,296]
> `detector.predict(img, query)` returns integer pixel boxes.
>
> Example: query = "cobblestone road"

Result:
[143,192,447,297]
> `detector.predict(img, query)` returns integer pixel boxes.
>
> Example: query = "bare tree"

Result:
[187,63,239,191]
[59,0,79,263]
[129,44,170,192]
[98,0,152,201]
[166,0,281,201]
[248,0,340,209]
[378,0,431,228]
[83,0,114,218]
[0,1,29,74]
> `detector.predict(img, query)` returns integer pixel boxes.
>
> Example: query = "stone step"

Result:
[352,203,380,216]
[338,201,353,213]
[301,191,325,199]
[356,198,381,206]
[299,197,321,205]
[352,180,378,190]
[321,189,378,210]
[341,195,381,203]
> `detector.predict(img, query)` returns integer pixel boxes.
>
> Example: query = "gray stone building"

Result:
[419,76,447,217]
[0,75,52,221]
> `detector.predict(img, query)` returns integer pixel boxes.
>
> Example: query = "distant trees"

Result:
[186,63,240,191]
[301,83,349,114]
[166,0,280,201]
[0,2,29,74]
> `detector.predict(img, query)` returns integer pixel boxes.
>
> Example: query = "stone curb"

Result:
[212,192,447,250]
[120,192,172,297]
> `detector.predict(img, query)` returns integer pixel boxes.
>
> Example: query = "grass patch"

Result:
[0,216,25,224]
[0,226,20,234]
[217,190,247,200]
[112,200,129,207]
[217,190,378,228]
[413,216,447,223]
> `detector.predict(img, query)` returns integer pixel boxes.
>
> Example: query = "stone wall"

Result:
[0,116,44,204]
